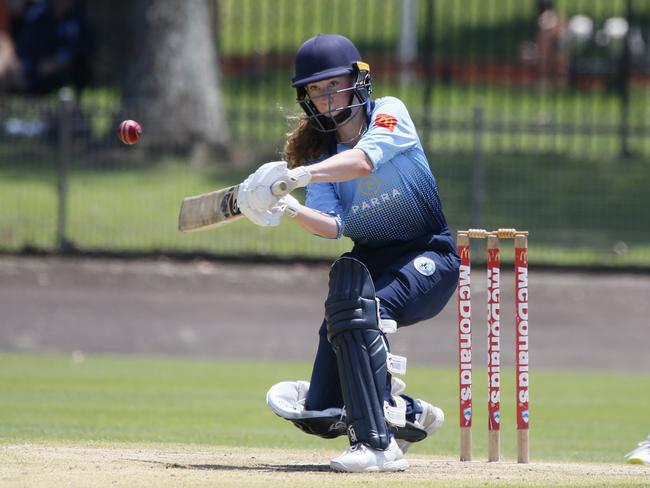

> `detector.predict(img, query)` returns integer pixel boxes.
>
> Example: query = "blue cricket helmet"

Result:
[292,34,372,132]
[292,34,363,87]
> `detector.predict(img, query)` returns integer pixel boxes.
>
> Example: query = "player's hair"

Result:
[283,116,335,169]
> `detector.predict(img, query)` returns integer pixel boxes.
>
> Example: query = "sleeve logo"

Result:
[373,113,398,132]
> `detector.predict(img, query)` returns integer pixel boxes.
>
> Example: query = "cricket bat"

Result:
[178,180,290,233]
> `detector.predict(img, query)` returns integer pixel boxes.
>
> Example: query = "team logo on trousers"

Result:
[414,257,436,276]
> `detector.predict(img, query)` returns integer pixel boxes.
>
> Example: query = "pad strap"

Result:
[387,353,407,376]
[379,316,398,334]
[384,395,407,427]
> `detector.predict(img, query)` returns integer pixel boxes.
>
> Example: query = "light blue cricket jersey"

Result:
[305,96,449,247]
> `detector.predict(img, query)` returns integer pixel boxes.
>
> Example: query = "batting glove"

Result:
[238,161,288,212]
[276,194,301,218]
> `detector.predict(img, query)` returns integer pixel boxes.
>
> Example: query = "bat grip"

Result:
[271,180,291,196]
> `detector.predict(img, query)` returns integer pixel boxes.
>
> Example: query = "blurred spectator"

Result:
[12,0,92,95]
[520,0,570,87]
[0,0,21,89]
[535,0,569,86]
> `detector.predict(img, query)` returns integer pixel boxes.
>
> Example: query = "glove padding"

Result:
[238,161,312,213]
[238,161,288,213]
[276,194,300,218]
[240,194,300,227]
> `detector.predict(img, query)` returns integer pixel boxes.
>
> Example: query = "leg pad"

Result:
[325,257,390,450]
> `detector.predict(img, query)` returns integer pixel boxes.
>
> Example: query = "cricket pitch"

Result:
[1,444,648,487]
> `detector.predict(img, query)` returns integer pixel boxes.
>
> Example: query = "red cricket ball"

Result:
[118,119,142,145]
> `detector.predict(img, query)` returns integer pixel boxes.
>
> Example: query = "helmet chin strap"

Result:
[332,107,352,125]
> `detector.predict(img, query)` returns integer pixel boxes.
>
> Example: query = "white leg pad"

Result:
[266,380,343,419]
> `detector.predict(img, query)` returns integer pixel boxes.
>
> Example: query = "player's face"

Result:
[305,75,354,117]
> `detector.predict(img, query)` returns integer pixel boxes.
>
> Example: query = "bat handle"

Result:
[271,180,291,196]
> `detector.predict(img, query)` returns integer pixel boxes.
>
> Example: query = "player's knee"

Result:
[324,257,380,341]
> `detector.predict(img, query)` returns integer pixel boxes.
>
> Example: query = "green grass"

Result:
[10,79,645,160]
[1,152,649,267]
[1,352,649,465]
[217,0,650,58]
[0,156,354,258]
[215,0,650,161]
[221,76,650,160]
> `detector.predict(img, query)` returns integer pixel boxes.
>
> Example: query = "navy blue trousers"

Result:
[306,232,460,413]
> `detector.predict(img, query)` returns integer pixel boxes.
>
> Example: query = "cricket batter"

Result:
[237,34,460,472]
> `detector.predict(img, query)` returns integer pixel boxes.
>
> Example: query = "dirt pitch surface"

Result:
[2,444,648,488]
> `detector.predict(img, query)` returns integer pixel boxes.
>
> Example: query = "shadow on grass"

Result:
[128,458,330,473]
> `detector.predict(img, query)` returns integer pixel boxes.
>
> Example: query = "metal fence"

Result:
[1,0,649,268]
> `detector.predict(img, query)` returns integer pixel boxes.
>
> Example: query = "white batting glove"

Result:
[275,194,301,218]
[239,206,283,227]
[240,194,301,227]
[285,166,312,190]
[239,162,312,211]
[238,161,289,213]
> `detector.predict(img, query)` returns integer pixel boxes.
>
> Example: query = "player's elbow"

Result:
[358,160,373,177]
[354,150,373,176]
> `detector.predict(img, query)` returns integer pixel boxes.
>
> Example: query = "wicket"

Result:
[457,228,530,463]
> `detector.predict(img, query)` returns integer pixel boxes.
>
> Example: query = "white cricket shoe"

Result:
[330,438,409,472]
[625,435,650,465]
[396,399,444,454]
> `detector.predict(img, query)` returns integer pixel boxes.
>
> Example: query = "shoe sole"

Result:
[330,458,409,472]
[626,458,649,465]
